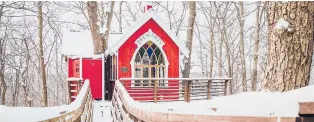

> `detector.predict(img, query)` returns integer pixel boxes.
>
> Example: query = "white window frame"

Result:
[130,30,169,87]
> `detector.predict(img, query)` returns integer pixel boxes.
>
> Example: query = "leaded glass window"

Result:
[134,41,166,87]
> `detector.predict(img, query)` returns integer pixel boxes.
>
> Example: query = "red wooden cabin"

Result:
[105,7,188,101]
[61,29,104,100]
[62,6,188,101]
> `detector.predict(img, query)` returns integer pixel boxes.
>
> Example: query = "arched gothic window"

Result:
[134,41,165,87]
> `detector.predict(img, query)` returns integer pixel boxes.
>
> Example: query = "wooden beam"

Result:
[224,80,228,96]
[207,80,211,100]
[154,80,158,103]
[299,102,314,116]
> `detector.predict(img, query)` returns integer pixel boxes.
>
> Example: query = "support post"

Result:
[184,80,192,102]
[154,80,158,103]
[224,80,228,96]
[207,80,212,100]
[67,81,71,104]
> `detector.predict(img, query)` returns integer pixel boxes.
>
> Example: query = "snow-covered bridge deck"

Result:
[1,79,314,122]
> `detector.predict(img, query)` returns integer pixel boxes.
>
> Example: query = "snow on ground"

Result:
[0,80,90,122]
[139,85,314,117]
[93,100,112,122]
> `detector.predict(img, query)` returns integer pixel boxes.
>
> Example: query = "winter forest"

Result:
[0,1,313,108]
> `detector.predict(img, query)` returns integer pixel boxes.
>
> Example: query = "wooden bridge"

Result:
[1,78,314,122]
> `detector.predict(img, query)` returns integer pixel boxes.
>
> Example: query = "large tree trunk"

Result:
[182,1,196,78]
[38,1,48,107]
[238,1,247,92]
[103,1,115,50]
[262,2,314,92]
[251,1,261,91]
[87,1,104,54]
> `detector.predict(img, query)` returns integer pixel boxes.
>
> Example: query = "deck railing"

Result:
[111,79,306,122]
[119,78,232,103]
[42,80,93,122]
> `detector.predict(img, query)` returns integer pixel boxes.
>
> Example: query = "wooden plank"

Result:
[299,102,314,116]
[154,80,158,103]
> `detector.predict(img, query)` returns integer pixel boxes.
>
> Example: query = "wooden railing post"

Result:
[184,80,192,102]
[207,80,212,100]
[67,81,71,104]
[154,80,158,103]
[224,80,228,96]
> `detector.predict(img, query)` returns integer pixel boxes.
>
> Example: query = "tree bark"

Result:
[182,1,196,78]
[119,1,123,33]
[262,2,314,92]
[238,1,247,92]
[103,1,115,50]
[251,1,261,91]
[38,1,48,107]
[0,1,6,105]
[87,1,104,54]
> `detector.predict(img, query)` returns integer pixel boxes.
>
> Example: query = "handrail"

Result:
[111,80,299,122]
[42,79,93,122]
[0,80,93,122]
[119,77,232,103]
[119,77,232,80]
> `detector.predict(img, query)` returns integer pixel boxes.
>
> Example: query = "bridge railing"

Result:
[42,79,93,122]
[0,80,93,122]
[119,78,232,103]
[111,79,311,122]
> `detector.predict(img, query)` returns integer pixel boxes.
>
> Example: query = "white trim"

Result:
[107,9,189,57]
[130,36,169,87]
[101,53,105,102]
[117,52,119,80]
[79,57,83,79]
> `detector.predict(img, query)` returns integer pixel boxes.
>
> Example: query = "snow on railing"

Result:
[0,80,93,122]
[111,80,314,122]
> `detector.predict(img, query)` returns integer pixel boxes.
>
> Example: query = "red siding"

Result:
[82,59,102,99]
[118,19,179,100]
[68,58,103,100]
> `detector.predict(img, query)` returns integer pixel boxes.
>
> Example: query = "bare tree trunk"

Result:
[119,1,123,33]
[38,1,48,107]
[218,34,223,78]
[182,1,196,78]
[221,20,232,94]
[0,1,6,105]
[251,1,261,91]
[103,1,115,50]
[262,1,314,92]
[87,1,104,54]
[209,29,214,78]
[238,1,247,92]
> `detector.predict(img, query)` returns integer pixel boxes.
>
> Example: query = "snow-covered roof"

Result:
[61,29,95,57]
[107,32,123,50]
[106,9,189,57]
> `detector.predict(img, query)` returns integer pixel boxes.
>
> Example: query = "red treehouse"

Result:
[62,6,188,102]
[105,7,188,101]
